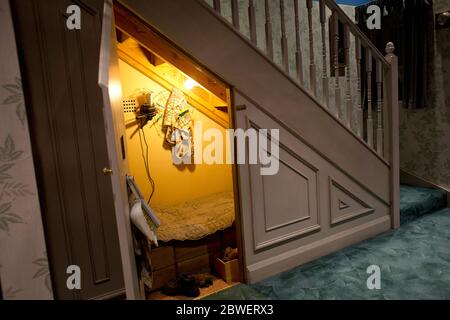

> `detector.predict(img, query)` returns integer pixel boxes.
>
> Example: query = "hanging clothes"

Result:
[356,0,434,109]
[171,128,193,165]
[160,88,194,164]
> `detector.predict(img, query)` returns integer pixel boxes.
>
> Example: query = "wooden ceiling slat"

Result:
[114,2,228,102]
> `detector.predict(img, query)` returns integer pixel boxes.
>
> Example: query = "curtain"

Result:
[356,0,434,109]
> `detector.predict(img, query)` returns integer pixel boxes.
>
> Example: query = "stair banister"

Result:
[332,9,341,119]
[385,42,400,229]
[319,0,329,108]
[324,0,388,65]
[280,0,289,72]
[376,59,383,156]
[231,0,239,29]
[294,0,304,86]
[248,0,257,45]
[355,37,363,138]
[344,23,352,129]
[264,0,274,60]
[213,0,221,13]
[203,0,398,172]
[306,0,317,97]
[366,49,374,148]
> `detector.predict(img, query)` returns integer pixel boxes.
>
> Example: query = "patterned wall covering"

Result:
[399,0,450,190]
[0,0,53,299]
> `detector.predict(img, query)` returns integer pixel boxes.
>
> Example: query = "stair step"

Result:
[400,185,447,225]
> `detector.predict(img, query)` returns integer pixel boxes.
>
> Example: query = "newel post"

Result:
[385,42,400,229]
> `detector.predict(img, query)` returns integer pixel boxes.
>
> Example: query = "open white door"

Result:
[98,0,141,300]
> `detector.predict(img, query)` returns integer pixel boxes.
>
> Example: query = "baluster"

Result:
[307,0,316,96]
[355,37,363,138]
[333,11,341,119]
[248,0,257,45]
[213,0,221,14]
[376,59,383,155]
[280,0,289,72]
[344,24,352,129]
[319,0,328,107]
[231,0,240,30]
[366,49,374,148]
[294,0,303,84]
[385,42,400,229]
[265,0,274,60]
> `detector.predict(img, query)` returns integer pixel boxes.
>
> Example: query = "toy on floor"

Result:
[222,247,238,262]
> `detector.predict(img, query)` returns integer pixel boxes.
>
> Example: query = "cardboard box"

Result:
[214,256,240,283]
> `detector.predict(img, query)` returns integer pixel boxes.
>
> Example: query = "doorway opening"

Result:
[114,3,243,300]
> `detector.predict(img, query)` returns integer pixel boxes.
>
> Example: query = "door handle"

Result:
[102,167,113,175]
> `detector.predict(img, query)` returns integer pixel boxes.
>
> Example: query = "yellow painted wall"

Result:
[119,60,233,205]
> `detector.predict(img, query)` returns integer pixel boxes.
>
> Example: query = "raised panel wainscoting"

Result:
[235,92,390,283]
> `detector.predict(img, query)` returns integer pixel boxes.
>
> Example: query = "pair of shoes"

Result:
[193,273,214,288]
[161,274,200,297]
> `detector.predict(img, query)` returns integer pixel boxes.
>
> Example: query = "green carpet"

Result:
[206,186,450,300]
[400,185,447,225]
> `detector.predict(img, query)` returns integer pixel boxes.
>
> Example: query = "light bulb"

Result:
[184,78,198,90]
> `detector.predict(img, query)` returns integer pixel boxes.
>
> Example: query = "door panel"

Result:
[234,91,390,283]
[98,0,141,300]
[246,122,320,252]
[12,0,125,299]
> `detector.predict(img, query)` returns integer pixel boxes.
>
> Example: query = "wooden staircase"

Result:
[205,0,398,161]
[119,0,400,283]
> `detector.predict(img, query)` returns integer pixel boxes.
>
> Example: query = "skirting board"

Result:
[400,169,450,208]
[246,215,391,283]
[91,288,126,300]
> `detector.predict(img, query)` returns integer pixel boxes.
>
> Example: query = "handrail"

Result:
[324,0,389,66]
[201,0,398,163]
[199,0,399,228]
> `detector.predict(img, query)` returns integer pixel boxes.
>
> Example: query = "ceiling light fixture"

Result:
[184,78,199,90]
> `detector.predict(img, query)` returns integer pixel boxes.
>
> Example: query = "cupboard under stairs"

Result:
[120,0,399,284]
[12,0,399,299]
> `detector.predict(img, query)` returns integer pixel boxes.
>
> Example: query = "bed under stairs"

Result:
[119,0,400,283]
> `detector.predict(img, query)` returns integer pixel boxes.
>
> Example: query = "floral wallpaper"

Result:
[0,0,53,299]
[399,0,450,190]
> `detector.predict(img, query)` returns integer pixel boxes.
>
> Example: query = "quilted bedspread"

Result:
[152,191,235,242]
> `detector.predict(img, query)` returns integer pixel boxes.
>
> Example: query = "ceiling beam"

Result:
[117,45,229,128]
[114,2,228,102]
[116,28,129,43]
[139,45,165,66]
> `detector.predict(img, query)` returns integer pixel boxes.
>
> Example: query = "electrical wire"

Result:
[138,127,156,204]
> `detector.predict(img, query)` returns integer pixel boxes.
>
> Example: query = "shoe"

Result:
[161,278,178,296]
[161,274,200,297]
[194,273,214,288]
